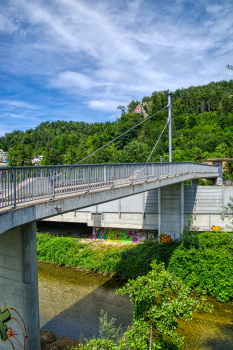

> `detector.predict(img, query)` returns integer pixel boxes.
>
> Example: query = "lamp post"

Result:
[168,92,172,162]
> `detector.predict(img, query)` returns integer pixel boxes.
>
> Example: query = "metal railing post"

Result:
[53,167,55,198]
[88,167,90,192]
[13,168,16,207]
[104,165,106,185]
[112,165,114,187]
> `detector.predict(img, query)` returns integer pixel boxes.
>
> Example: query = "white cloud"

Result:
[0,13,18,34]
[50,71,95,90]
[0,0,233,134]
[88,100,127,112]
[0,100,40,110]
[95,68,135,84]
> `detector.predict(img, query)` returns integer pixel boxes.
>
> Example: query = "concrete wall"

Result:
[159,182,183,238]
[93,227,157,243]
[0,223,40,350]
[45,185,233,234]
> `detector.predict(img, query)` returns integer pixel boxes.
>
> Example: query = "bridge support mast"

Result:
[168,92,172,162]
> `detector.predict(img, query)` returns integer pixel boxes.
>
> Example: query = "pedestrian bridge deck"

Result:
[0,161,220,235]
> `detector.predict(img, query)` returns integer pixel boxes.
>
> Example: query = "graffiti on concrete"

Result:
[159,233,173,243]
[0,307,12,342]
[0,304,28,350]
[93,228,157,243]
[211,225,221,232]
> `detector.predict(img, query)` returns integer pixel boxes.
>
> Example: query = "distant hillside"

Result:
[1,80,233,177]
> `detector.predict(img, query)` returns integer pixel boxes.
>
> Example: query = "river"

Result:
[38,262,134,341]
[38,262,233,349]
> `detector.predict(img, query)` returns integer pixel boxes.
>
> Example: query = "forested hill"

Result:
[1,79,233,168]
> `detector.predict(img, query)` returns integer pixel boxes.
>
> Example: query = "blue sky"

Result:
[0,0,233,136]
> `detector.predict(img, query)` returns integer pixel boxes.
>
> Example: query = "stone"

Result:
[53,337,82,349]
[40,331,57,344]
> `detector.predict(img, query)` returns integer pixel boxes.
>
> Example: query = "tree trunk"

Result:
[149,322,152,350]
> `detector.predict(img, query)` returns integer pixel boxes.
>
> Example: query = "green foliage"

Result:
[116,261,210,350]
[41,148,63,165]
[38,232,233,304]
[98,310,123,344]
[7,144,33,166]
[76,262,211,350]
[198,179,214,185]
[115,241,179,279]
[168,232,233,302]
[127,100,140,113]
[116,141,150,163]
[182,232,199,249]
[220,196,233,227]
[81,338,120,350]
[37,233,126,275]
[182,229,199,250]
[1,80,233,166]
[37,233,178,279]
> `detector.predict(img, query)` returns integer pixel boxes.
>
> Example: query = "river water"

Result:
[38,262,233,349]
[38,262,134,340]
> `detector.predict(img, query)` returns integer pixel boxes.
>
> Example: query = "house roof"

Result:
[202,158,233,162]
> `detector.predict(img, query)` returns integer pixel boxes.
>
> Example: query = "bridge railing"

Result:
[0,162,219,209]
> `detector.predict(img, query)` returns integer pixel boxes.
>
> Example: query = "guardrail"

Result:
[0,162,219,209]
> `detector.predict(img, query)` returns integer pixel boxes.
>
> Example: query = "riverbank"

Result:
[37,231,233,301]
[37,232,179,278]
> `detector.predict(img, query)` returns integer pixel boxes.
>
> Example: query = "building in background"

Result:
[201,158,233,170]
[0,149,7,162]
[32,155,43,165]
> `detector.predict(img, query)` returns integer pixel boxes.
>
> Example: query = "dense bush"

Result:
[115,241,179,279]
[37,233,179,279]
[168,231,233,302]
[37,233,126,275]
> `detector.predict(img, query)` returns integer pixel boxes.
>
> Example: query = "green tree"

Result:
[41,148,62,165]
[7,144,33,166]
[117,261,211,350]
[117,141,150,163]
[127,100,140,113]
[117,105,127,115]
[220,196,233,226]
[2,79,233,167]
[63,146,77,164]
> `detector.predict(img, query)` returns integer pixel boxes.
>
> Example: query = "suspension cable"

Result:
[75,104,168,165]
[146,120,169,163]
[55,104,169,178]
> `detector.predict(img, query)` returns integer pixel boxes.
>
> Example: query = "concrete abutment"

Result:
[158,182,184,240]
[0,222,40,350]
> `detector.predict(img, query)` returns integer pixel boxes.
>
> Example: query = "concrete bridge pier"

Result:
[0,222,40,350]
[158,182,184,240]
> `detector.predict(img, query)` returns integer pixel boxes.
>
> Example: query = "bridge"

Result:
[0,161,220,349]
